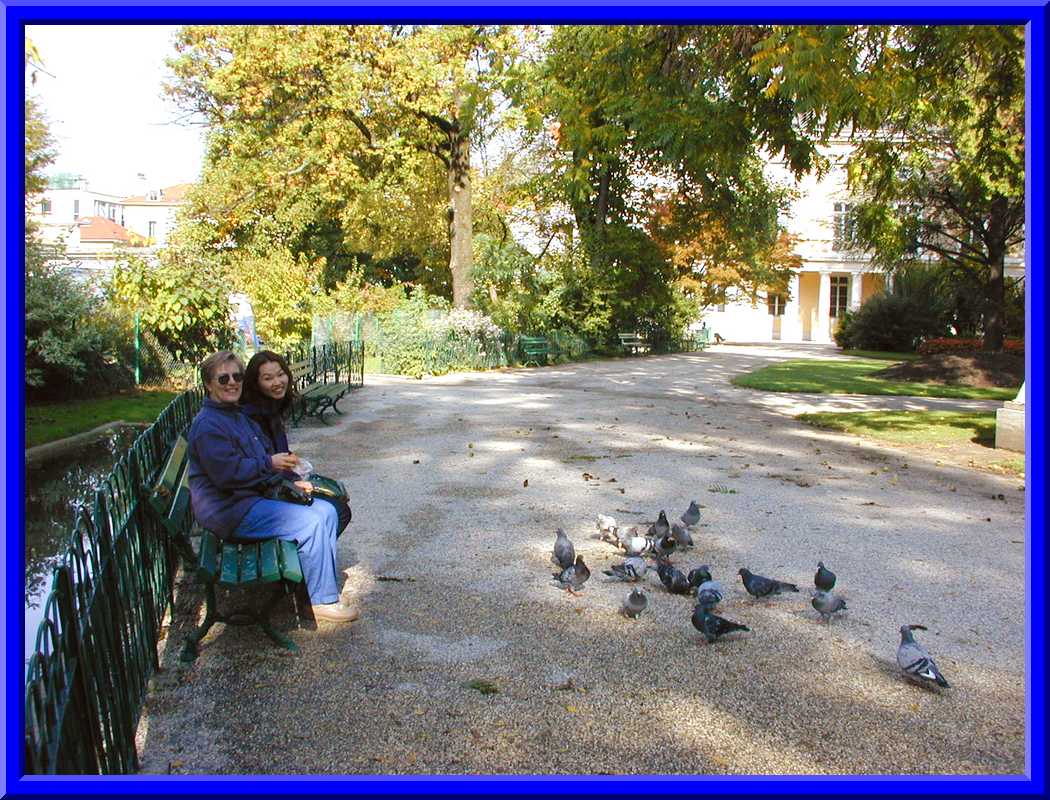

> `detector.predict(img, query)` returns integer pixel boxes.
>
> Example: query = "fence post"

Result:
[134,313,141,386]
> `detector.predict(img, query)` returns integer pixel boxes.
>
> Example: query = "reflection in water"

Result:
[24,426,143,669]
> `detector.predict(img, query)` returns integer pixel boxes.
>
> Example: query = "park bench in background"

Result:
[149,433,306,663]
[618,332,650,355]
[288,351,349,426]
[519,335,550,367]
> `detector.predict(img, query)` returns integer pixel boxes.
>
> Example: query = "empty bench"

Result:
[617,332,650,355]
[148,433,305,662]
[519,335,550,367]
[289,355,349,426]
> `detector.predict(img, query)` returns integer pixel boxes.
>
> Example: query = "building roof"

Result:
[121,183,194,205]
[78,216,132,243]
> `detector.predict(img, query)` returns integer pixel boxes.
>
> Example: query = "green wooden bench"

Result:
[288,356,349,426]
[145,432,200,572]
[179,530,304,663]
[519,335,550,367]
[618,332,650,355]
[148,433,306,662]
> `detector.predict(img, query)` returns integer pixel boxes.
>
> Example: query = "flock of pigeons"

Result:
[550,501,951,691]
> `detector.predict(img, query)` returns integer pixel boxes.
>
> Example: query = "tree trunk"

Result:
[448,121,473,309]
[983,196,1008,351]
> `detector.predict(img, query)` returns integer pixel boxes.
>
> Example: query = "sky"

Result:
[26,25,207,195]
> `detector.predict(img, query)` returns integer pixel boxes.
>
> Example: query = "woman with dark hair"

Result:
[187,350,357,622]
[241,350,352,537]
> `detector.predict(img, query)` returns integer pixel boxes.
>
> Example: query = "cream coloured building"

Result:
[702,139,1023,343]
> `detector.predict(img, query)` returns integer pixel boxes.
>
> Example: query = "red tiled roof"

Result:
[79,216,132,243]
[121,183,193,205]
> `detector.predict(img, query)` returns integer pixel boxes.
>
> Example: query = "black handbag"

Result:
[262,477,314,506]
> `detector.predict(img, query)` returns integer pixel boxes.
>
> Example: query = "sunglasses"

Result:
[216,372,244,386]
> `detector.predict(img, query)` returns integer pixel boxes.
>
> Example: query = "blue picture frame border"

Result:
[4,2,1045,796]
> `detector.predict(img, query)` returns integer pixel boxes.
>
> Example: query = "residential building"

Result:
[119,183,193,247]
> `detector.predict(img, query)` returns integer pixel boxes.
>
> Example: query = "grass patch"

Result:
[25,389,178,448]
[841,349,922,362]
[733,358,1017,400]
[797,410,997,448]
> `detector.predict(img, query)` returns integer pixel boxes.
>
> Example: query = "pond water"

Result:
[24,425,143,674]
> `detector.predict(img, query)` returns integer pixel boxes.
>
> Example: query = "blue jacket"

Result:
[187,397,277,538]
[241,399,290,454]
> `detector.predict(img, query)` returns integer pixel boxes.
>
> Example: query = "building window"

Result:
[41,198,51,213]
[73,199,79,219]
[148,221,157,240]
[767,293,787,316]
[829,276,850,317]
[832,202,854,251]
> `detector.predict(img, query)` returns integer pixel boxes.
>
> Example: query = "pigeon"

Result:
[652,510,671,539]
[621,588,648,619]
[897,624,950,688]
[738,568,800,599]
[596,514,619,544]
[553,555,590,594]
[670,522,694,549]
[680,500,701,528]
[811,590,848,623]
[687,565,713,589]
[814,561,837,592]
[620,531,654,558]
[603,556,647,582]
[551,528,575,570]
[656,561,692,595]
[691,605,750,644]
[651,532,677,560]
[695,581,724,610]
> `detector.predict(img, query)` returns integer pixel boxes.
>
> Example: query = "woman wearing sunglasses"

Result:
[241,350,352,537]
[186,350,358,623]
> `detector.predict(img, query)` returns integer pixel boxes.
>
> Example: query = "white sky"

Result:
[26,25,206,195]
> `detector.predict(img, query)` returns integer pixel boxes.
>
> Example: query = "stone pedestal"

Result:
[995,382,1025,453]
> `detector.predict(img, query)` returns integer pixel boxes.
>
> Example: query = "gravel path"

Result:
[136,345,1026,775]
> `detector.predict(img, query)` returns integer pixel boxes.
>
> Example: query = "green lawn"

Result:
[732,357,1018,400]
[797,410,1025,476]
[840,349,921,362]
[26,389,178,448]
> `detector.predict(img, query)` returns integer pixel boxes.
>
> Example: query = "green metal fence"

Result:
[24,387,204,774]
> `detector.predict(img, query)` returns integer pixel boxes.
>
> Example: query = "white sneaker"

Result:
[312,602,361,623]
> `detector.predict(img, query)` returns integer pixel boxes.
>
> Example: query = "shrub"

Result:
[834,292,947,352]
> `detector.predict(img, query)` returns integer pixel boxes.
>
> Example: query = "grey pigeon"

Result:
[551,528,575,570]
[691,605,750,644]
[897,625,950,688]
[652,510,671,539]
[687,565,713,589]
[656,561,691,595]
[652,532,677,561]
[811,590,848,623]
[814,561,836,592]
[680,500,701,528]
[671,522,694,549]
[695,580,724,609]
[738,567,799,599]
[621,588,648,619]
[603,556,647,582]
[553,555,590,594]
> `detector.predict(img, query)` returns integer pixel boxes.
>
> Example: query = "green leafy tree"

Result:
[166,25,521,308]
[751,24,1025,350]
[109,229,234,364]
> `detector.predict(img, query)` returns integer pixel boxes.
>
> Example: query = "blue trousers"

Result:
[233,498,340,604]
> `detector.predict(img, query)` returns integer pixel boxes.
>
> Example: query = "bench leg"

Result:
[258,585,301,654]
[180,582,220,663]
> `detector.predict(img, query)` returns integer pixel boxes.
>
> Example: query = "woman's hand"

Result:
[293,480,314,494]
[271,452,300,471]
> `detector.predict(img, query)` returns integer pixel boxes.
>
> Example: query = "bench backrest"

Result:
[520,336,549,350]
[618,333,646,344]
